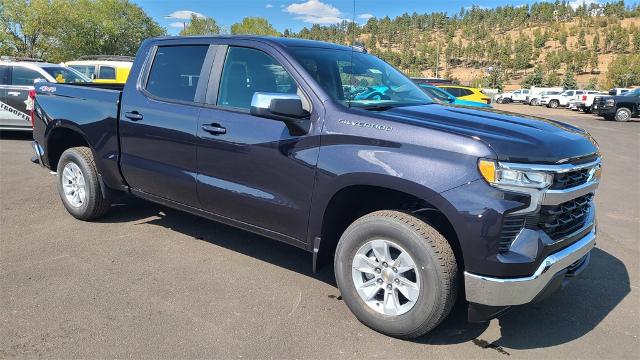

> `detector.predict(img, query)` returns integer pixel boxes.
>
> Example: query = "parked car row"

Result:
[497,85,639,122]
[1,56,134,131]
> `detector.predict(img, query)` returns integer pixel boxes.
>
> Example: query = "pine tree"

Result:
[562,69,577,89]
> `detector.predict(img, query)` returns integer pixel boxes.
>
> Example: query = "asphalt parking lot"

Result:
[1,104,638,358]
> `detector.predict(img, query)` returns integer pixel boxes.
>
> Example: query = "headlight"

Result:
[478,159,553,189]
[605,99,615,106]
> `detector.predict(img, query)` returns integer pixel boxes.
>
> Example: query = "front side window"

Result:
[290,47,433,110]
[146,45,209,102]
[99,66,116,80]
[217,47,298,109]
[42,67,90,83]
[11,66,41,86]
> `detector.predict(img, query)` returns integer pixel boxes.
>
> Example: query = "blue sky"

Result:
[131,0,604,34]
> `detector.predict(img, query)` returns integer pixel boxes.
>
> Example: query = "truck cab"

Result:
[31,36,601,339]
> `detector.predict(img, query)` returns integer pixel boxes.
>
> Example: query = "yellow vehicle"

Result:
[64,56,133,84]
[437,85,491,105]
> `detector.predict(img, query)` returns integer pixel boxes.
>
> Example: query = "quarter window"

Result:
[11,66,42,86]
[146,45,209,102]
[217,47,297,109]
[99,66,116,80]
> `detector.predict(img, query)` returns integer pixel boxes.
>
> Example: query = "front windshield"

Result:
[289,47,433,109]
[42,67,90,83]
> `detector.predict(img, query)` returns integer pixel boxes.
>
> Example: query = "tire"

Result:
[496,98,503,104]
[56,146,111,220]
[503,98,512,104]
[615,107,632,122]
[548,100,559,109]
[334,210,458,339]
[584,108,592,114]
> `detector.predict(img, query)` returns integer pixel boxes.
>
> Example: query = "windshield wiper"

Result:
[356,104,395,111]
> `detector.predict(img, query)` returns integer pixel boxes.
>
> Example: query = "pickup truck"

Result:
[495,88,529,104]
[596,87,639,121]
[31,36,601,339]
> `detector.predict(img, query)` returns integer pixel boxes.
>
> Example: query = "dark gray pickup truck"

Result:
[32,36,601,339]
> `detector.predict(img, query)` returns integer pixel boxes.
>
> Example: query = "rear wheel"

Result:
[56,147,111,220]
[334,210,458,339]
[548,100,559,108]
[615,107,632,122]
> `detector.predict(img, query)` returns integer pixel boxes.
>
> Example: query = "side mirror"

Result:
[448,95,456,103]
[250,93,310,135]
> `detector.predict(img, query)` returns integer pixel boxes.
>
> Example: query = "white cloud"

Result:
[164,10,205,20]
[285,0,346,24]
[569,0,600,9]
[169,22,186,28]
[358,13,374,20]
[266,4,273,8]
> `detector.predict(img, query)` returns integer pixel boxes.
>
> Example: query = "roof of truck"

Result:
[150,35,356,51]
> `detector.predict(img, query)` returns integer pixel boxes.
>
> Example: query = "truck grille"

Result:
[550,168,591,190]
[498,194,593,253]
[538,194,593,240]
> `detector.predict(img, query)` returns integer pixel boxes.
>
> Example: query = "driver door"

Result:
[196,44,318,242]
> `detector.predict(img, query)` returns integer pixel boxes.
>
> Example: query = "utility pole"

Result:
[435,41,440,78]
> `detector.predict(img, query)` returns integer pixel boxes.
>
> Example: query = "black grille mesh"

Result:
[498,194,593,253]
[538,194,593,240]
[550,169,591,190]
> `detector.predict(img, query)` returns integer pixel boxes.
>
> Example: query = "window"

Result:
[42,67,90,83]
[11,66,42,86]
[445,87,461,97]
[70,65,97,79]
[0,66,8,85]
[458,88,474,96]
[146,45,209,102]
[217,47,298,109]
[99,66,116,80]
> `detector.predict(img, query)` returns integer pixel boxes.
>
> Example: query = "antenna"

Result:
[348,0,356,108]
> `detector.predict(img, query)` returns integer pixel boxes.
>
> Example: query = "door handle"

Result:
[124,111,143,121]
[8,91,20,96]
[202,123,226,135]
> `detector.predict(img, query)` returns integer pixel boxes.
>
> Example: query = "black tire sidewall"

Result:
[550,100,559,108]
[56,149,100,219]
[335,215,447,337]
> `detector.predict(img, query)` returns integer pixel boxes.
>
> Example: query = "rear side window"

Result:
[11,66,42,86]
[217,47,297,109]
[70,65,96,78]
[0,66,8,85]
[459,88,474,96]
[444,87,461,97]
[99,66,116,79]
[146,45,209,102]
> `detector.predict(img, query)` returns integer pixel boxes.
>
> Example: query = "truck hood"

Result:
[377,104,598,163]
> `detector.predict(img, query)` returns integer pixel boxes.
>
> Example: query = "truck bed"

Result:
[33,82,124,190]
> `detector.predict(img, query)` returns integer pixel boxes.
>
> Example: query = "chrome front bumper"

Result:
[464,228,596,306]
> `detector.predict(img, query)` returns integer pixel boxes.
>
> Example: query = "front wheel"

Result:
[615,107,632,122]
[548,100,559,108]
[334,210,458,339]
[56,147,111,220]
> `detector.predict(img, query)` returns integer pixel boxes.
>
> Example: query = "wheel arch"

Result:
[45,124,92,171]
[310,175,464,274]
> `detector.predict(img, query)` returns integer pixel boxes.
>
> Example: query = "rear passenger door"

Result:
[2,65,37,127]
[119,43,214,207]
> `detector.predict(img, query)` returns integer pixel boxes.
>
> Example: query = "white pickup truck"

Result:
[496,88,529,104]
[541,90,578,108]
[570,91,608,113]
